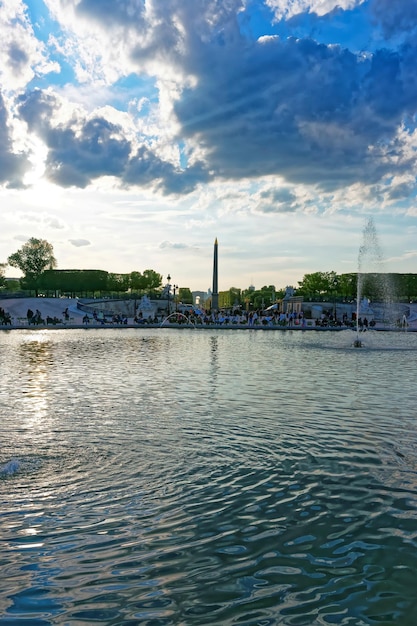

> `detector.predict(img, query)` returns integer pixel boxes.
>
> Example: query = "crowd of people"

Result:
[138,308,311,326]
[0,306,69,326]
[155,308,383,328]
[87,311,129,324]
[0,306,12,325]
[0,302,405,329]
[26,308,45,325]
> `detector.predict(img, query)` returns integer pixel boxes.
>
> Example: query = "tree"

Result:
[338,273,357,299]
[297,272,338,298]
[142,269,162,292]
[241,285,279,309]
[397,273,417,301]
[228,287,242,307]
[0,263,5,289]
[130,270,162,294]
[179,287,193,304]
[39,269,109,296]
[8,238,57,296]
[107,273,130,294]
[130,271,146,292]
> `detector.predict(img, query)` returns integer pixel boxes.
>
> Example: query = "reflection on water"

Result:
[1,328,417,624]
[19,334,54,430]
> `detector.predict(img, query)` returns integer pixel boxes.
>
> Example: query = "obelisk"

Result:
[212,238,219,311]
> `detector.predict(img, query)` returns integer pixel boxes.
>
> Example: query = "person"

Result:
[27,308,34,324]
[33,309,43,325]
[0,311,11,325]
[63,307,69,321]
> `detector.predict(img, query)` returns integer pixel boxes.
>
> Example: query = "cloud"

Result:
[173,29,417,191]
[14,211,66,230]
[386,180,415,202]
[265,0,365,21]
[69,238,91,247]
[386,249,417,264]
[0,0,59,91]
[17,89,131,187]
[256,187,298,213]
[123,146,210,194]
[1,0,417,201]
[370,0,417,40]
[159,241,196,250]
[47,217,65,229]
[0,90,31,188]
[76,0,147,29]
[16,88,208,193]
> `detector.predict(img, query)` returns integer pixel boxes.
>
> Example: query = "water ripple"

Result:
[1,329,417,624]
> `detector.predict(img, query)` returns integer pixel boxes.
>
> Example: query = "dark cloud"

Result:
[256,187,298,212]
[6,0,417,195]
[18,90,131,187]
[0,90,31,188]
[8,43,29,75]
[260,188,296,203]
[17,89,57,133]
[386,182,414,201]
[371,0,417,39]
[123,146,210,194]
[17,89,207,193]
[81,0,415,192]
[173,31,417,190]
[76,0,147,29]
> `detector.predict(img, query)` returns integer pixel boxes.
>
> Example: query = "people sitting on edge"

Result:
[46,315,62,325]
[0,310,12,325]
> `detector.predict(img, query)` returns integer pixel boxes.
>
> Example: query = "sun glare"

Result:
[24,138,48,186]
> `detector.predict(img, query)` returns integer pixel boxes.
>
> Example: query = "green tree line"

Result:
[2,239,417,303]
[3,238,164,297]
[296,271,417,302]
[219,271,417,310]
[29,268,163,298]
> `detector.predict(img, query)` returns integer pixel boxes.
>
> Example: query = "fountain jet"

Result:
[354,218,391,347]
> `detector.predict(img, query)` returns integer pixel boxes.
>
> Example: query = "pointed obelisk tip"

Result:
[215,237,218,245]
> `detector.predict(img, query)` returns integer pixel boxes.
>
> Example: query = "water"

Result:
[1,328,417,625]
[355,219,397,347]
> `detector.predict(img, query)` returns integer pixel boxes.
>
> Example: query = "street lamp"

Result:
[167,274,171,314]
[173,284,179,311]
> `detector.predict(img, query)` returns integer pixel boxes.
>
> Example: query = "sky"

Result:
[1,0,417,292]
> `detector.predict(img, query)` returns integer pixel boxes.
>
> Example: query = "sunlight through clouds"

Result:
[0,0,417,290]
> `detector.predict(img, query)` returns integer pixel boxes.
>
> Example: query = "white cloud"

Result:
[0,1,59,92]
[265,0,365,21]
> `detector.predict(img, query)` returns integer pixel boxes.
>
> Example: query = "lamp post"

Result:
[167,274,171,314]
[173,284,178,311]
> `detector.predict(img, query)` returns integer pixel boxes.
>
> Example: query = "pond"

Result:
[1,328,417,624]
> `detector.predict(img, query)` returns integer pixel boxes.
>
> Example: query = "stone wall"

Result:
[78,298,170,318]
